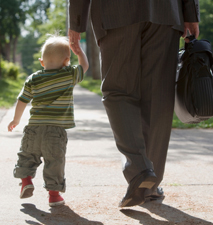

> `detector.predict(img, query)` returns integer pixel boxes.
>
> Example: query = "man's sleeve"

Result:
[17,76,33,103]
[69,0,91,32]
[182,0,200,22]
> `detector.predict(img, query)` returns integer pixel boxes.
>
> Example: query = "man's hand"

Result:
[68,29,81,55]
[182,22,199,42]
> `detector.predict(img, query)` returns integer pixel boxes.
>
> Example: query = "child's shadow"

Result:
[121,202,213,224]
[21,203,103,225]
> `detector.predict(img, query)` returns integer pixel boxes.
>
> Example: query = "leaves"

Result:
[0,0,26,36]
[199,0,213,44]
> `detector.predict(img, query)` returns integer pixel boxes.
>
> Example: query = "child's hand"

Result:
[69,29,81,55]
[8,120,19,132]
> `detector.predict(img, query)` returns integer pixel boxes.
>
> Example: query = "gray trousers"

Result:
[14,125,67,192]
[99,22,181,193]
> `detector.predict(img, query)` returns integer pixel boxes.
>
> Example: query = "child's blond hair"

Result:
[41,34,70,66]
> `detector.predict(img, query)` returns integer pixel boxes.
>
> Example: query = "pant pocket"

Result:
[44,130,67,158]
[21,126,37,153]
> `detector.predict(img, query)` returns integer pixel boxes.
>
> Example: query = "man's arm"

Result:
[69,0,90,55]
[8,100,27,132]
[182,0,200,39]
[182,0,200,23]
[69,0,90,32]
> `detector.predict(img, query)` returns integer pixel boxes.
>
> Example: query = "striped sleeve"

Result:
[73,65,84,84]
[17,76,33,103]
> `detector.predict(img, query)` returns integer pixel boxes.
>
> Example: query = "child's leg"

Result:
[14,126,42,198]
[20,176,34,198]
[41,126,67,205]
[49,190,65,207]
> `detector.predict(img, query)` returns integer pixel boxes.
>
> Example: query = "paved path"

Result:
[0,85,212,225]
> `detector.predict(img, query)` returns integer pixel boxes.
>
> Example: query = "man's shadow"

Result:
[21,203,103,225]
[120,201,213,224]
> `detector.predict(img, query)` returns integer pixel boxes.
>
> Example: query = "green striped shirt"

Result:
[18,65,84,129]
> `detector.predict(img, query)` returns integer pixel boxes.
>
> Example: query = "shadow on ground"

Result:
[21,204,103,225]
[121,202,212,225]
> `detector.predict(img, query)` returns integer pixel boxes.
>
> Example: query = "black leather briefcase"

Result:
[174,36,213,124]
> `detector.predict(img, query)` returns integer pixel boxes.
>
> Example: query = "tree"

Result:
[0,0,26,63]
[17,34,40,75]
[25,0,50,31]
[37,0,66,37]
[0,0,51,78]
[199,0,213,44]
[16,0,51,75]
[29,0,68,73]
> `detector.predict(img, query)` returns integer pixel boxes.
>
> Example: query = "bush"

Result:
[1,60,20,79]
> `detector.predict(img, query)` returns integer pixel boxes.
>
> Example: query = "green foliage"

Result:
[1,60,20,80]
[32,52,43,73]
[179,38,185,49]
[79,76,102,96]
[37,0,67,41]
[0,0,26,37]
[17,34,40,75]
[30,0,67,72]
[30,0,80,72]
[79,77,213,128]
[0,77,26,108]
[199,0,213,44]
[0,0,27,62]
[26,0,51,30]
[173,113,213,128]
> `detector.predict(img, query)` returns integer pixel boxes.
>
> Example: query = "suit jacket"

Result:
[69,0,200,41]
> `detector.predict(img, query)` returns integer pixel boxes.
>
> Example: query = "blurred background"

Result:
[0,0,213,127]
[0,0,101,81]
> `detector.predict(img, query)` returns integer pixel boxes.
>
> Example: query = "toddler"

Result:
[8,34,89,207]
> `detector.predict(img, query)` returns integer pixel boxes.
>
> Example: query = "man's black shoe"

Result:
[119,169,157,207]
[145,187,165,202]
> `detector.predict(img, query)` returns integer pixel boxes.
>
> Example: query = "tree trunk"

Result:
[86,17,100,80]
[13,36,18,63]
[0,35,2,79]
[4,42,11,61]
[4,35,13,62]
[0,55,2,79]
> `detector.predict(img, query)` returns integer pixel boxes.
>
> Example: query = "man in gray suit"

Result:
[68,0,200,207]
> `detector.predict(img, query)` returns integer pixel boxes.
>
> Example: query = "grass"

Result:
[79,76,102,96]
[172,113,213,129]
[167,183,182,186]
[79,76,213,129]
[2,75,213,128]
[0,77,26,108]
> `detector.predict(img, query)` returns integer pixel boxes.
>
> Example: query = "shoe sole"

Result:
[119,174,157,207]
[49,200,65,207]
[20,185,34,199]
[119,188,147,207]
[139,175,157,189]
